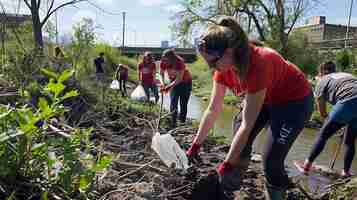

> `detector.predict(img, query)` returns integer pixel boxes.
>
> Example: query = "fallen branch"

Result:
[112,160,167,176]
[48,124,71,138]
[116,160,157,181]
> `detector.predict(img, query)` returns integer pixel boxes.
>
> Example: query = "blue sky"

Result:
[1,0,357,47]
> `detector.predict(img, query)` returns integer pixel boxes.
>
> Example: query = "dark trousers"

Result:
[233,92,313,188]
[143,83,159,103]
[119,78,127,97]
[170,81,192,125]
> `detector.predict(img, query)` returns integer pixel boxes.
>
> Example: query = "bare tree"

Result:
[23,0,87,48]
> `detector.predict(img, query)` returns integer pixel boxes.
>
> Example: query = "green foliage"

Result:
[0,69,111,198]
[336,49,353,71]
[188,55,213,97]
[284,31,322,75]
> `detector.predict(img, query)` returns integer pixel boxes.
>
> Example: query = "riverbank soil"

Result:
[87,82,354,200]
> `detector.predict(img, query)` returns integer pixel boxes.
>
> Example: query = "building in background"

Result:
[293,16,357,49]
[0,13,32,41]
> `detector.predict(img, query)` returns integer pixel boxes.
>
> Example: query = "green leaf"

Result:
[58,69,74,83]
[0,132,24,143]
[46,81,65,98]
[94,155,112,171]
[41,68,58,79]
[0,108,12,120]
[38,98,53,119]
[61,90,79,101]
[79,173,92,190]
[41,192,49,200]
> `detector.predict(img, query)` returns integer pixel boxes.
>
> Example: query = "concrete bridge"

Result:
[117,46,197,63]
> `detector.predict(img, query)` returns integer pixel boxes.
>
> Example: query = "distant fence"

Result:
[117,46,197,63]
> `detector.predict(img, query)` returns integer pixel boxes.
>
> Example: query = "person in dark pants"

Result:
[116,64,128,97]
[138,51,159,103]
[185,16,313,200]
[297,61,357,178]
[160,49,192,128]
[94,52,105,82]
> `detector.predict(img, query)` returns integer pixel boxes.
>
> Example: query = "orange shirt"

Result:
[160,58,192,83]
[213,45,311,105]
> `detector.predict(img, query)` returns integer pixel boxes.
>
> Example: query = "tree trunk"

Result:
[30,2,44,48]
[276,0,288,56]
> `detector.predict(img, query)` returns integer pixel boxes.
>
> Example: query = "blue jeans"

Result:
[308,97,357,172]
[329,97,357,129]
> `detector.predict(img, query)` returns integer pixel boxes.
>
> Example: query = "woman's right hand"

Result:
[186,142,202,165]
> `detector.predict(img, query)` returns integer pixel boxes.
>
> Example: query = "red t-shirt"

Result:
[213,45,311,105]
[138,62,156,84]
[160,58,192,83]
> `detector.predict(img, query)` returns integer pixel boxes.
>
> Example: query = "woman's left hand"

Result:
[160,85,171,93]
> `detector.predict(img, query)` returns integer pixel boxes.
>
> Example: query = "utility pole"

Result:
[55,11,59,44]
[122,12,126,47]
[345,0,354,49]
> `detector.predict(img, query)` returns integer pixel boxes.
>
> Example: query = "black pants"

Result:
[119,78,127,97]
[233,93,313,189]
[143,83,159,103]
[170,81,192,125]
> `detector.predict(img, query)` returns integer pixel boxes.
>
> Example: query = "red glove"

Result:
[217,161,233,176]
[186,142,202,165]
[187,142,201,156]
[160,85,171,93]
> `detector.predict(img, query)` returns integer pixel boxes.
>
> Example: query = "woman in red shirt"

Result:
[186,17,313,199]
[138,51,159,103]
[115,64,128,97]
[160,49,192,128]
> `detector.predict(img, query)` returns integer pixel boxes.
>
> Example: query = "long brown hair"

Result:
[162,48,184,65]
[201,16,250,78]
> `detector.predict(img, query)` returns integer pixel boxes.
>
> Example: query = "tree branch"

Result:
[45,0,55,20]
[41,0,87,27]
[185,6,217,24]
[23,0,32,9]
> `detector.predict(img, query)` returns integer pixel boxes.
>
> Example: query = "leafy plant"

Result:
[0,68,111,199]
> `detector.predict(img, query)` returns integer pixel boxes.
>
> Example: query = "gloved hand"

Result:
[216,161,243,198]
[160,85,171,93]
[186,142,202,165]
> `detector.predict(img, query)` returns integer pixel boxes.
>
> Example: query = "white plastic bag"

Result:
[130,84,148,101]
[110,80,120,89]
[151,132,189,170]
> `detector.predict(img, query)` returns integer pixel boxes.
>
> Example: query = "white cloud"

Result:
[71,10,97,23]
[139,0,167,6]
[164,4,183,13]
